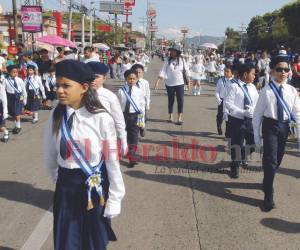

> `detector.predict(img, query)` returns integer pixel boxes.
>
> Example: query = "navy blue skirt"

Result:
[7,92,24,116]
[0,101,4,126]
[26,90,41,111]
[46,86,57,101]
[53,167,116,250]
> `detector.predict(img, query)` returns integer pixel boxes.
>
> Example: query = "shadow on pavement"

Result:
[0,247,16,250]
[0,181,53,210]
[125,170,262,207]
[260,218,300,233]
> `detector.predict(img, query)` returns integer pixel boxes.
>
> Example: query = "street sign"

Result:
[124,0,135,8]
[100,1,124,14]
[148,26,158,32]
[97,25,113,32]
[21,5,43,33]
[122,22,132,32]
[147,7,156,18]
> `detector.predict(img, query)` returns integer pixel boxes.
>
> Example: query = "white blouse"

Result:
[43,105,125,217]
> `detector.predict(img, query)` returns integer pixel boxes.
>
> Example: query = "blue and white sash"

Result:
[7,78,22,96]
[60,112,106,209]
[269,82,296,123]
[235,81,253,106]
[27,77,40,97]
[121,86,144,127]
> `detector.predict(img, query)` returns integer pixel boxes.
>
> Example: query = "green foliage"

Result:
[219,27,240,52]
[246,1,300,52]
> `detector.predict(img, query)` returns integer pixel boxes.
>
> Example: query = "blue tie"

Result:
[13,78,18,89]
[60,113,75,160]
[277,85,284,121]
[243,84,251,108]
[124,86,132,114]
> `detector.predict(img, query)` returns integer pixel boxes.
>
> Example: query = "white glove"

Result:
[103,211,118,219]
[23,101,27,106]
[217,98,222,106]
[244,108,254,118]
[121,139,128,156]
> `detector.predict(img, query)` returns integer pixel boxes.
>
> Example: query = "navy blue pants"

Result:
[53,167,116,250]
[0,101,5,127]
[262,117,289,196]
[124,113,139,162]
[216,100,223,128]
[165,84,184,114]
[228,116,255,167]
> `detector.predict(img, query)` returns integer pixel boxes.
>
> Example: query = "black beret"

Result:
[55,60,95,84]
[124,69,137,79]
[86,62,109,75]
[270,55,289,69]
[27,64,36,70]
[7,65,18,72]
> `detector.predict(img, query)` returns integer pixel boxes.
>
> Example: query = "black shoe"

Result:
[140,129,145,137]
[128,161,138,168]
[230,165,239,179]
[217,127,222,135]
[12,127,21,134]
[1,134,9,143]
[241,160,248,167]
[262,195,276,212]
[175,120,183,126]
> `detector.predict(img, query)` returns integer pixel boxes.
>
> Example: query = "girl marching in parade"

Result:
[24,65,46,123]
[253,55,300,212]
[190,56,205,96]
[118,69,145,168]
[3,65,27,134]
[43,60,125,250]
[45,66,57,108]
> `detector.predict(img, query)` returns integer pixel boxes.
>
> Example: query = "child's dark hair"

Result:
[48,66,55,73]
[237,63,255,78]
[131,64,144,72]
[124,69,137,79]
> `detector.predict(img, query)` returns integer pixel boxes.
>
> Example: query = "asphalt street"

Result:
[0,58,299,250]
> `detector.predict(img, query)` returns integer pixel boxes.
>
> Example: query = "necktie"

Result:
[13,78,18,89]
[124,86,132,114]
[243,84,251,108]
[60,112,75,160]
[277,85,284,121]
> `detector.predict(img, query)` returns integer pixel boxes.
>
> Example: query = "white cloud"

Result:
[158,27,201,39]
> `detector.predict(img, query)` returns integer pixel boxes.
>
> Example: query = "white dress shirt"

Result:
[253,80,300,145]
[216,77,232,102]
[97,87,127,142]
[0,83,8,119]
[117,83,145,114]
[136,78,151,110]
[45,75,56,92]
[24,75,46,99]
[225,80,259,120]
[43,106,125,217]
[159,57,190,87]
[3,76,27,104]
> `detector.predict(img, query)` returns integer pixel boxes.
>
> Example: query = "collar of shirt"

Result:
[66,105,90,123]
[272,79,288,89]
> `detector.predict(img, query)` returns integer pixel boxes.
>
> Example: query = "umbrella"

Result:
[93,43,110,51]
[36,35,76,48]
[200,43,218,49]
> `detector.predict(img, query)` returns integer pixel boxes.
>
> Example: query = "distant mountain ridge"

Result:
[186,36,225,47]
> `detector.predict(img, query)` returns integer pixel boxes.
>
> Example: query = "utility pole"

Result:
[114,0,118,45]
[89,13,93,45]
[139,17,147,35]
[67,0,73,40]
[239,23,246,52]
[12,0,18,43]
[81,14,85,47]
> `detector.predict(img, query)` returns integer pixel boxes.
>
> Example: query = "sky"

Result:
[0,0,294,38]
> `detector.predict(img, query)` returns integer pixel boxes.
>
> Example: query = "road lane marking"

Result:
[21,206,53,250]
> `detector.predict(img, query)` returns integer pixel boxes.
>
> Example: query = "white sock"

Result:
[15,121,21,128]
[33,112,38,120]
